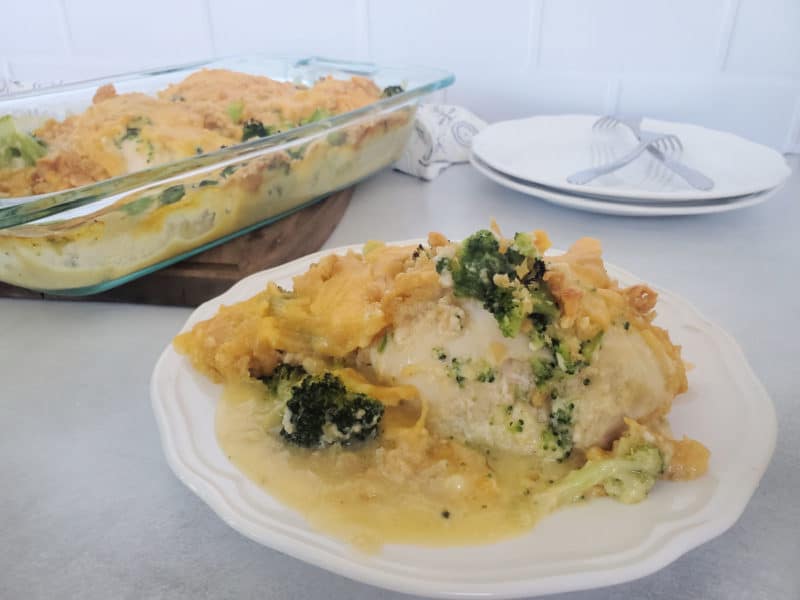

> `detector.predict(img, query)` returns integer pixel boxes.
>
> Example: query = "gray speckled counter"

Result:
[1,159,798,600]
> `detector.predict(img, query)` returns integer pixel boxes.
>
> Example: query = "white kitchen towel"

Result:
[394,104,487,181]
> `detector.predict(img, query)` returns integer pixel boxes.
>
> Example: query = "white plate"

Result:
[471,115,790,201]
[471,153,780,217]
[151,244,776,598]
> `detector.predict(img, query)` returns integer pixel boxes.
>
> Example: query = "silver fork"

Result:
[595,116,714,191]
[566,132,682,185]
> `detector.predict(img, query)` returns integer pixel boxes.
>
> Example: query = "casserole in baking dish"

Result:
[0,56,453,294]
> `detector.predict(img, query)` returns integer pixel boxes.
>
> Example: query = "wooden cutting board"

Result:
[0,187,353,307]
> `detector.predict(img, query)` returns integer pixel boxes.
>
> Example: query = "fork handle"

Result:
[566,138,665,185]
[647,148,715,191]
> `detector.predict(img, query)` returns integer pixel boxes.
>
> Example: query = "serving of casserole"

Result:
[172,224,709,550]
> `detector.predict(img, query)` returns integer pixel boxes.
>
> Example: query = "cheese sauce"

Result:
[216,380,581,551]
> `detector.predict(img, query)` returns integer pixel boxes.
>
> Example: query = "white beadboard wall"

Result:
[1,0,798,152]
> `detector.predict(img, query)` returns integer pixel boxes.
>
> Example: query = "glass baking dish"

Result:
[0,55,453,295]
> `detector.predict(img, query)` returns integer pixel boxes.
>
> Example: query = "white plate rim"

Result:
[470,152,780,217]
[151,242,777,598]
[471,114,791,202]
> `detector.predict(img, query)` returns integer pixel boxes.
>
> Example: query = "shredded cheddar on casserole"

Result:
[0,69,383,197]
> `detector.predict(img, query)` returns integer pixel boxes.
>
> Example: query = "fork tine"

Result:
[601,116,622,130]
[653,136,674,154]
[593,116,616,131]
[595,115,622,129]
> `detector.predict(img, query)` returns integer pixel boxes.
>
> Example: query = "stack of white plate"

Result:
[470,115,791,216]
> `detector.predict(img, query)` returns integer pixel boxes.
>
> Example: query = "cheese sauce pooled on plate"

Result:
[217,380,580,551]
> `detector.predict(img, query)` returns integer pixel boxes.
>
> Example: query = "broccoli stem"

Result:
[537,458,624,506]
[535,444,663,511]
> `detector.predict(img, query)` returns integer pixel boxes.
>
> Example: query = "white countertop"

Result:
[1,160,798,599]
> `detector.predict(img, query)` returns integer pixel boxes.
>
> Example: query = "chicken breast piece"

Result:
[369,297,679,455]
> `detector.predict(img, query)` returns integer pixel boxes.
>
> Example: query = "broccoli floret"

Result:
[300,108,330,125]
[158,184,185,205]
[241,119,274,141]
[122,194,155,216]
[505,232,538,263]
[510,234,559,323]
[261,363,307,400]
[273,371,384,448]
[527,258,547,283]
[118,126,140,144]
[598,445,663,502]
[539,429,559,455]
[530,313,550,333]
[532,335,595,391]
[382,85,405,97]
[529,288,560,322]
[476,366,496,383]
[256,364,309,429]
[327,130,347,146]
[536,431,664,510]
[445,357,467,388]
[114,116,152,148]
[531,355,556,385]
[439,230,527,337]
[449,230,518,296]
[437,230,561,339]
[534,335,596,397]
[287,144,308,159]
[536,394,573,460]
[0,115,47,168]
[508,418,525,433]
[221,165,239,178]
[483,284,526,338]
[553,341,585,375]
[548,396,574,456]
[227,99,244,123]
